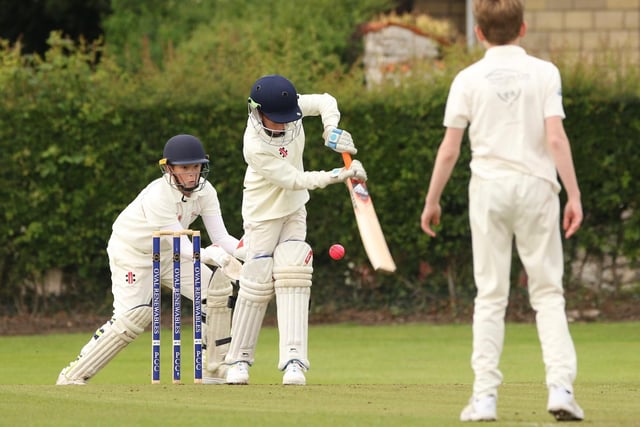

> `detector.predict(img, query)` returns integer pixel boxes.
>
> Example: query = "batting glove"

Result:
[324,127,357,155]
[348,159,368,182]
[303,159,367,189]
[329,159,368,183]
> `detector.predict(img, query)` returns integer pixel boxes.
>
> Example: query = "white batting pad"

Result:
[203,270,233,373]
[58,305,151,383]
[273,241,313,370]
[273,241,314,282]
[225,257,274,364]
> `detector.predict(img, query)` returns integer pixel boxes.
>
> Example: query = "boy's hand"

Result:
[324,127,357,155]
[563,199,583,238]
[420,202,441,237]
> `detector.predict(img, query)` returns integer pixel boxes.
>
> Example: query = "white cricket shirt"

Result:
[444,45,565,191]
[242,93,341,222]
[111,177,223,253]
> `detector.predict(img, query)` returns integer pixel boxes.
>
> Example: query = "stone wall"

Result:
[522,0,639,65]
[414,0,639,65]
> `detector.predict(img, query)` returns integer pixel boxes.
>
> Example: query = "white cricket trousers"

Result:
[468,173,577,398]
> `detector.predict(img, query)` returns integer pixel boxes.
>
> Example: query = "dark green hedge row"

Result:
[1,34,638,316]
[2,87,638,316]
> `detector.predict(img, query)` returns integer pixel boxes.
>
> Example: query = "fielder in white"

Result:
[420,0,584,422]
[57,134,242,385]
[224,74,367,385]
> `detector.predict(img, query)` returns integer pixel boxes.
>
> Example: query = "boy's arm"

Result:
[545,116,583,238]
[421,127,465,237]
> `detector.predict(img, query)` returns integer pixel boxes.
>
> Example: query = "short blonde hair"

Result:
[473,0,524,45]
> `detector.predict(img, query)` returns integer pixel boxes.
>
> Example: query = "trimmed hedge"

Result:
[1,34,638,316]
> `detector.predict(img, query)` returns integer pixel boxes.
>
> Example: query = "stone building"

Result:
[361,22,447,87]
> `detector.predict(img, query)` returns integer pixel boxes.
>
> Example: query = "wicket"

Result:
[151,229,203,384]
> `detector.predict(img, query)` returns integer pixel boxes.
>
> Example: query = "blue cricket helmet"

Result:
[248,75,302,124]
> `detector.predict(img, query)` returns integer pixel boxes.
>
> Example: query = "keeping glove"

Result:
[323,127,357,155]
[201,245,242,280]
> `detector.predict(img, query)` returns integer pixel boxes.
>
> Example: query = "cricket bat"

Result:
[342,152,396,273]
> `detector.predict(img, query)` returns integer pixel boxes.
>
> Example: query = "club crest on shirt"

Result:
[278,147,288,158]
[486,68,528,106]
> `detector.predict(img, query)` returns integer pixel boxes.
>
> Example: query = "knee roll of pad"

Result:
[238,257,275,303]
[273,241,313,286]
[207,270,234,306]
[114,305,152,341]
[203,269,233,326]
[238,280,274,303]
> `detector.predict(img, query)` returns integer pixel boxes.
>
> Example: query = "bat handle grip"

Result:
[342,152,352,169]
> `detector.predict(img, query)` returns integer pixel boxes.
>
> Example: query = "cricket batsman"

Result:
[224,74,367,385]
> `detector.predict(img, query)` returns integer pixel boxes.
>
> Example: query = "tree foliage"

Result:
[0,0,109,55]
[103,0,392,76]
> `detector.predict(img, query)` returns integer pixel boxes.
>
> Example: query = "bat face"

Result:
[345,175,396,273]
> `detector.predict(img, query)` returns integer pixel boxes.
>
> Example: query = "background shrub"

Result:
[1,1,638,317]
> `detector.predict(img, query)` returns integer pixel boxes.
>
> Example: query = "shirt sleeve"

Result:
[201,214,239,254]
[298,93,341,129]
[246,149,332,191]
[543,65,566,119]
[443,73,471,129]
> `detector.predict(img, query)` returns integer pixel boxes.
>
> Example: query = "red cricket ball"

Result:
[329,244,345,260]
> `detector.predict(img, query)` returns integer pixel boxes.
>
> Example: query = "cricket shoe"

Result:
[202,365,228,385]
[56,369,86,385]
[460,395,497,422]
[547,386,584,421]
[225,362,250,385]
[202,376,225,385]
[282,360,306,385]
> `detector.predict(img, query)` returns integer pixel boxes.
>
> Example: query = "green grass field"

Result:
[1,322,638,426]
